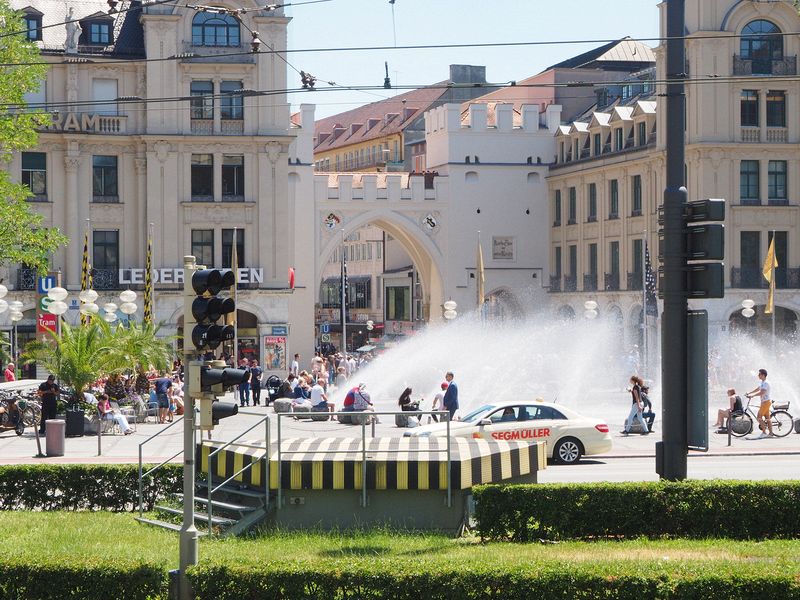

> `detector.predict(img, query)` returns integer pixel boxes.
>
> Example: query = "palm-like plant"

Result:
[113,320,174,375]
[22,319,174,404]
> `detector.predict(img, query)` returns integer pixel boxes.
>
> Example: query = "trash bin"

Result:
[65,408,85,437]
[45,419,66,457]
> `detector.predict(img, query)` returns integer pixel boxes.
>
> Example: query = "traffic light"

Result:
[685,199,725,298]
[189,269,236,351]
[196,361,248,430]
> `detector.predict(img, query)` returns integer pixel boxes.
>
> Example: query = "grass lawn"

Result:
[3,511,800,579]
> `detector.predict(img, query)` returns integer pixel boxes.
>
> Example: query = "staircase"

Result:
[135,480,271,537]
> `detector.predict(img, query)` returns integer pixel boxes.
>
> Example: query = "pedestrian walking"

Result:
[746,368,773,438]
[250,360,263,406]
[622,375,649,435]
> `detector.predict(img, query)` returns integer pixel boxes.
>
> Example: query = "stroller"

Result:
[265,375,283,406]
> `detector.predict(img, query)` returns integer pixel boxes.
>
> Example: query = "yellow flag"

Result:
[763,237,778,314]
[477,235,485,307]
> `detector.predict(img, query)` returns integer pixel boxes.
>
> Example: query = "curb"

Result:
[599,450,800,460]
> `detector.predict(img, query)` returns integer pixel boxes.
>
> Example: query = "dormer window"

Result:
[89,22,110,44]
[24,13,42,41]
[80,13,114,46]
[192,12,240,47]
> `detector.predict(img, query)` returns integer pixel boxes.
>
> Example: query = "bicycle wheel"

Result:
[770,410,793,438]
[729,411,753,437]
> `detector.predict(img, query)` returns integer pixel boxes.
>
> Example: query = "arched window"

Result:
[192,12,240,47]
[740,20,783,74]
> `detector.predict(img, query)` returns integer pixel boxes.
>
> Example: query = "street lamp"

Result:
[443,299,458,321]
[584,300,599,320]
[741,298,755,319]
[0,286,25,363]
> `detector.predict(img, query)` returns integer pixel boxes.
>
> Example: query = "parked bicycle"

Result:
[729,395,793,438]
[0,390,41,435]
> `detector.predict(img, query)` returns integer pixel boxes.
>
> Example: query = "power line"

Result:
[6,73,800,113]
[2,30,800,68]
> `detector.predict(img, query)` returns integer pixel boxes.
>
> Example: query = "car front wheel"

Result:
[554,437,582,464]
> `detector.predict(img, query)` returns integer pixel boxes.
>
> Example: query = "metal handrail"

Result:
[137,418,184,517]
[276,410,451,510]
[203,414,270,532]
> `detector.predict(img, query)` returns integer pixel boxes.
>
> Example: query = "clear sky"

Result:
[284,0,661,118]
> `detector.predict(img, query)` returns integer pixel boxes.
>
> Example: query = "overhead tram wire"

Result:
[7,72,800,113]
[0,0,182,40]
[1,29,798,68]
[0,0,331,43]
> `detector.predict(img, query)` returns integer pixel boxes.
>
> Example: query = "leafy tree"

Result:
[21,320,175,404]
[0,0,67,274]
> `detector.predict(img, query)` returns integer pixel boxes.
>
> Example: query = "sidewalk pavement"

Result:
[0,403,797,465]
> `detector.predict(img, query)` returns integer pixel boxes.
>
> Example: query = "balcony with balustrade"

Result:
[730,266,800,289]
[604,272,620,291]
[733,55,797,76]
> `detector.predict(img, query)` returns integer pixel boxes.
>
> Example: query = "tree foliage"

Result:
[21,319,175,403]
[0,0,67,274]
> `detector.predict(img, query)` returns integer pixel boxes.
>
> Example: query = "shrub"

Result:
[474,480,800,541]
[188,564,800,599]
[0,464,182,511]
[0,560,167,600]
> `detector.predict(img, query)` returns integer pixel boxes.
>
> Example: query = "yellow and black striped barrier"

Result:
[197,436,546,491]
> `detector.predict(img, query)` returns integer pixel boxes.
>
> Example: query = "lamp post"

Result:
[583,300,599,320]
[0,285,23,363]
[741,299,755,331]
[443,300,458,321]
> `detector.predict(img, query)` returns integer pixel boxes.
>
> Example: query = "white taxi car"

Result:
[404,401,612,464]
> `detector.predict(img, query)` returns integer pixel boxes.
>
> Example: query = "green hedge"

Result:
[0,464,182,511]
[0,560,167,600]
[188,565,800,599]
[474,481,800,541]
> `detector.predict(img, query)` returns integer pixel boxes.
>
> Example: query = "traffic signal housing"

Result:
[188,269,236,352]
[685,199,725,298]
[196,361,248,429]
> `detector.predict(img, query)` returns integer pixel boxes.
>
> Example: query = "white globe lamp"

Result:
[47,287,68,301]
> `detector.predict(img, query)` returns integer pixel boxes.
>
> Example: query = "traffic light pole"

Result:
[179,256,199,600]
[658,0,688,480]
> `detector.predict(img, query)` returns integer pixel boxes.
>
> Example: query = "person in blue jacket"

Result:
[442,371,458,419]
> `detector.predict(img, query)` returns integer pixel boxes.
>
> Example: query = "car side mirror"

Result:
[478,418,492,426]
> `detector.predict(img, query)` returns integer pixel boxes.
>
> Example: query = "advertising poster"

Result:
[264,336,287,371]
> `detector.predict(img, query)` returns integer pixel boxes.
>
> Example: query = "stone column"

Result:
[64,155,81,289]
[134,156,148,265]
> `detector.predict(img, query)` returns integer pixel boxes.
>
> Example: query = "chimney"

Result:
[448,64,487,85]
[402,107,417,121]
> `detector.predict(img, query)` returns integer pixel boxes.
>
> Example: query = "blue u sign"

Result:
[37,276,57,295]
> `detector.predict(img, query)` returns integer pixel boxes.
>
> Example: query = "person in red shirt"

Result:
[3,363,15,382]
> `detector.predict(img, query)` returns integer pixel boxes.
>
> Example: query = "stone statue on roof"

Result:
[65,7,82,54]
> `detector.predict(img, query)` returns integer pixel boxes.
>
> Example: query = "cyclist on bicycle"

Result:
[745,368,773,438]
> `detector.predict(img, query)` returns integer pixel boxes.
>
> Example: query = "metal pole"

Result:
[341,229,347,353]
[361,418,367,508]
[265,415,270,511]
[446,412,451,508]
[771,230,776,347]
[179,257,199,600]
[642,231,647,379]
[138,445,143,517]
[659,0,688,480]
[277,414,282,510]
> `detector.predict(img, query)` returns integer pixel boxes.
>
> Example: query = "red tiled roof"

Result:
[314,84,449,153]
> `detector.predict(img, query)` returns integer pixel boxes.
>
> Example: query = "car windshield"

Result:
[461,404,495,423]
